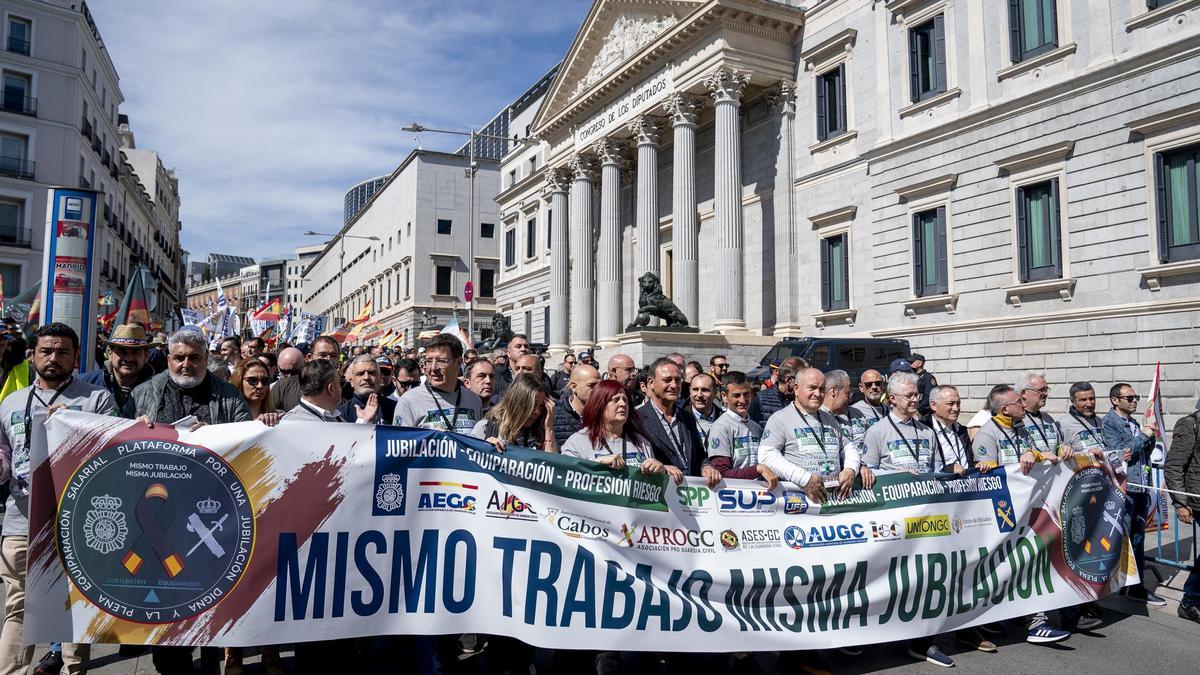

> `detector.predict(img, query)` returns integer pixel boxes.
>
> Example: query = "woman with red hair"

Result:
[560,379,668,476]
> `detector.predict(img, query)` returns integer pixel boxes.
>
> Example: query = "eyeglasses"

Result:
[861,380,884,388]
[1025,386,1050,395]
[892,393,921,402]
[1114,395,1141,403]
[396,380,421,389]
[244,377,269,387]
[278,368,299,377]
[713,363,729,369]
[427,358,454,367]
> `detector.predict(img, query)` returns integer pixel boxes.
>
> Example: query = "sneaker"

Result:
[907,645,955,667]
[1179,604,1200,624]
[1026,622,1070,644]
[1124,586,1168,606]
[1074,611,1103,631]
[1143,590,1168,607]
[32,651,63,675]
[955,629,997,653]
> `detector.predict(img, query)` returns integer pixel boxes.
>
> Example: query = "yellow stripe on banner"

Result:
[1084,540,1092,554]
[1100,537,1111,552]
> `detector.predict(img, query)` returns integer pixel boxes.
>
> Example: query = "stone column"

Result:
[666,94,703,327]
[568,154,597,349]
[595,140,625,347]
[543,168,571,351]
[766,81,802,336]
[706,67,750,332]
[629,115,664,287]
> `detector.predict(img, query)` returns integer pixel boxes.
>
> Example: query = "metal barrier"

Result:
[1136,463,1197,573]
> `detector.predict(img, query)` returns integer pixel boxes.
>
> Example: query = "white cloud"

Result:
[89,0,587,260]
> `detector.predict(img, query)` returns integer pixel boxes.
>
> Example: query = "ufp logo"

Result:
[782,490,808,515]
[717,488,776,515]
[676,486,712,509]
[904,514,951,539]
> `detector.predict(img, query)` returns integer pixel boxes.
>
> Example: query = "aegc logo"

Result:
[416,481,477,514]
[717,488,777,516]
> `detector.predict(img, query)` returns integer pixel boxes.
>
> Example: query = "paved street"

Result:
[8,565,1194,675]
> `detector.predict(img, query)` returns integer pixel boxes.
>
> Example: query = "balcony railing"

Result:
[78,175,90,189]
[0,226,33,248]
[6,37,29,56]
[0,93,36,116]
[81,117,92,140]
[0,156,35,181]
[91,136,101,153]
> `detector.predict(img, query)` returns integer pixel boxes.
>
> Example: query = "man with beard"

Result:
[79,324,155,409]
[606,353,643,407]
[492,333,530,399]
[336,354,395,424]
[124,329,251,674]
[0,323,116,675]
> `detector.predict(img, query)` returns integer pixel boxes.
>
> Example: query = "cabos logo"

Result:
[416,481,477,513]
[545,509,609,540]
[718,488,777,516]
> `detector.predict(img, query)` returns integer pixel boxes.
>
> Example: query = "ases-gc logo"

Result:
[57,440,255,624]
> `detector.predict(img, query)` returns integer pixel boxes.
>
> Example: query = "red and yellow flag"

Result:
[251,298,281,322]
[115,264,150,328]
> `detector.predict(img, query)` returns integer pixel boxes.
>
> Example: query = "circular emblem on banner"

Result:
[783,525,806,550]
[57,439,255,623]
[1059,465,1125,586]
[720,529,739,550]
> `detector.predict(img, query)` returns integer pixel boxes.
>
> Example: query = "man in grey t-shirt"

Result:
[860,373,937,473]
[394,335,482,433]
[0,324,116,674]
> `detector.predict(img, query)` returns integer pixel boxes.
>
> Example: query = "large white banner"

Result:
[27,412,1136,649]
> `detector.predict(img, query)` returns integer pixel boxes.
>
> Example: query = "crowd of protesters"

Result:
[0,323,1196,674]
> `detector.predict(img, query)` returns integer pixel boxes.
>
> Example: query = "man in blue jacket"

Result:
[1102,382,1165,606]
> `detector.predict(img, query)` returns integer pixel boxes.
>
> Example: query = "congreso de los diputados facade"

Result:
[484,0,1200,413]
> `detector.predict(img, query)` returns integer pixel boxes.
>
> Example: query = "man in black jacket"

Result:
[749,356,804,427]
[336,354,397,425]
[491,333,529,399]
[634,357,720,485]
[553,363,598,447]
[921,384,972,474]
[1166,400,1200,622]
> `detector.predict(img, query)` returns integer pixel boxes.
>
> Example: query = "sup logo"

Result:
[56,439,254,624]
[1060,465,1125,586]
[717,488,776,516]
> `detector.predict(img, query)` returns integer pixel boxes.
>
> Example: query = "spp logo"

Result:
[782,490,809,515]
[718,488,777,516]
[416,481,477,513]
[785,523,868,549]
[676,486,712,511]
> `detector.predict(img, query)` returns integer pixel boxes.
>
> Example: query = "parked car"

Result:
[747,337,911,386]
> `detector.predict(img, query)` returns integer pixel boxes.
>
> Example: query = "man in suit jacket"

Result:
[635,357,720,485]
[921,384,973,473]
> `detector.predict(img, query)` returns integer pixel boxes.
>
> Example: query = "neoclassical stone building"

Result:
[495,0,1200,413]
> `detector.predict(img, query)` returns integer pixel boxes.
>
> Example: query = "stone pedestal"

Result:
[594,329,779,372]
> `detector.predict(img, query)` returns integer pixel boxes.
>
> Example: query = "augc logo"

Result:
[783,525,806,549]
[784,523,868,549]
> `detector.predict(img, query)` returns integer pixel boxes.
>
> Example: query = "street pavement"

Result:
[10,564,1195,675]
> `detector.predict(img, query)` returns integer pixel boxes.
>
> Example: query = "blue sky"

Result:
[90,0,590,261]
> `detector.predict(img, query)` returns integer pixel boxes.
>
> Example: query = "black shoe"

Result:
[1179,604,1200,624]
[32,651,63,675]
[1127,587,1169,607]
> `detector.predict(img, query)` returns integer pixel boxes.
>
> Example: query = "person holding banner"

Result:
[635,358,713,484]
[561,379,663,476]
[1018,372,1067,460]
[862,373,993,664]
[471,373,558,452]
[705,370,777,488]
[1102,383,1166,607]
[0,324,115,675]
[395,334,482,434]
[759,368,872,503]
[971,385,1072,644]
[79,323,156,410]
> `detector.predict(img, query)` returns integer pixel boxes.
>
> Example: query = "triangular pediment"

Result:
[533,0,702,133]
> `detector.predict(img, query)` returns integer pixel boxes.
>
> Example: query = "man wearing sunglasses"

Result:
[1017,371,1066,459]
[271,347,304,411]
[389,358,423,403]
[849,369,888,438]
[1102,382,1165,607]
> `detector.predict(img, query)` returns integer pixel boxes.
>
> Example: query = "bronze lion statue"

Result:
[626,272,689,331]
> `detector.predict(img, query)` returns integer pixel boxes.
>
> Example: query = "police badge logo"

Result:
[57,439,255,624]
[376,473,404,512]
[83,494,128,554]
[1059,465,1125,586]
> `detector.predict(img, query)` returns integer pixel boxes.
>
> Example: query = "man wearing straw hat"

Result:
[79,324,155,410]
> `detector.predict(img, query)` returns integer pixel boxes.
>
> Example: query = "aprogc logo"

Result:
[718,488,777,516]
[416,482,477,513]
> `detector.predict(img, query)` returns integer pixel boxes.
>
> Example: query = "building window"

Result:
[1015,179,1062,282]
[509,170,517,187]
[1155,143,1200,263]
[504,229,516,267]
[2,71,34,116]
[543,306,549,344]
[481,222,495,238]
[1147,0,1182,8]
[0,263,19,296]
[1008,0,1057,63]
[7,17,31,56]
[479,268,495,298]
[525,218,536,258]
[912,207,948,296]
[909,16,946,103]
[0,198,23,245]
[0,132,31,180]
[525,310,532,336]
[435,265,451,296]
[404,267,410,298]
[820,234,849,311]
[436,218,452,235]
[815,64,846,142]
[528,157,538,173]
[546,209,553,248]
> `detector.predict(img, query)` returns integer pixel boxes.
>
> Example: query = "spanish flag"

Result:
[115,264,151,328]
[251,298,282,322]
[349,300,372,325]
